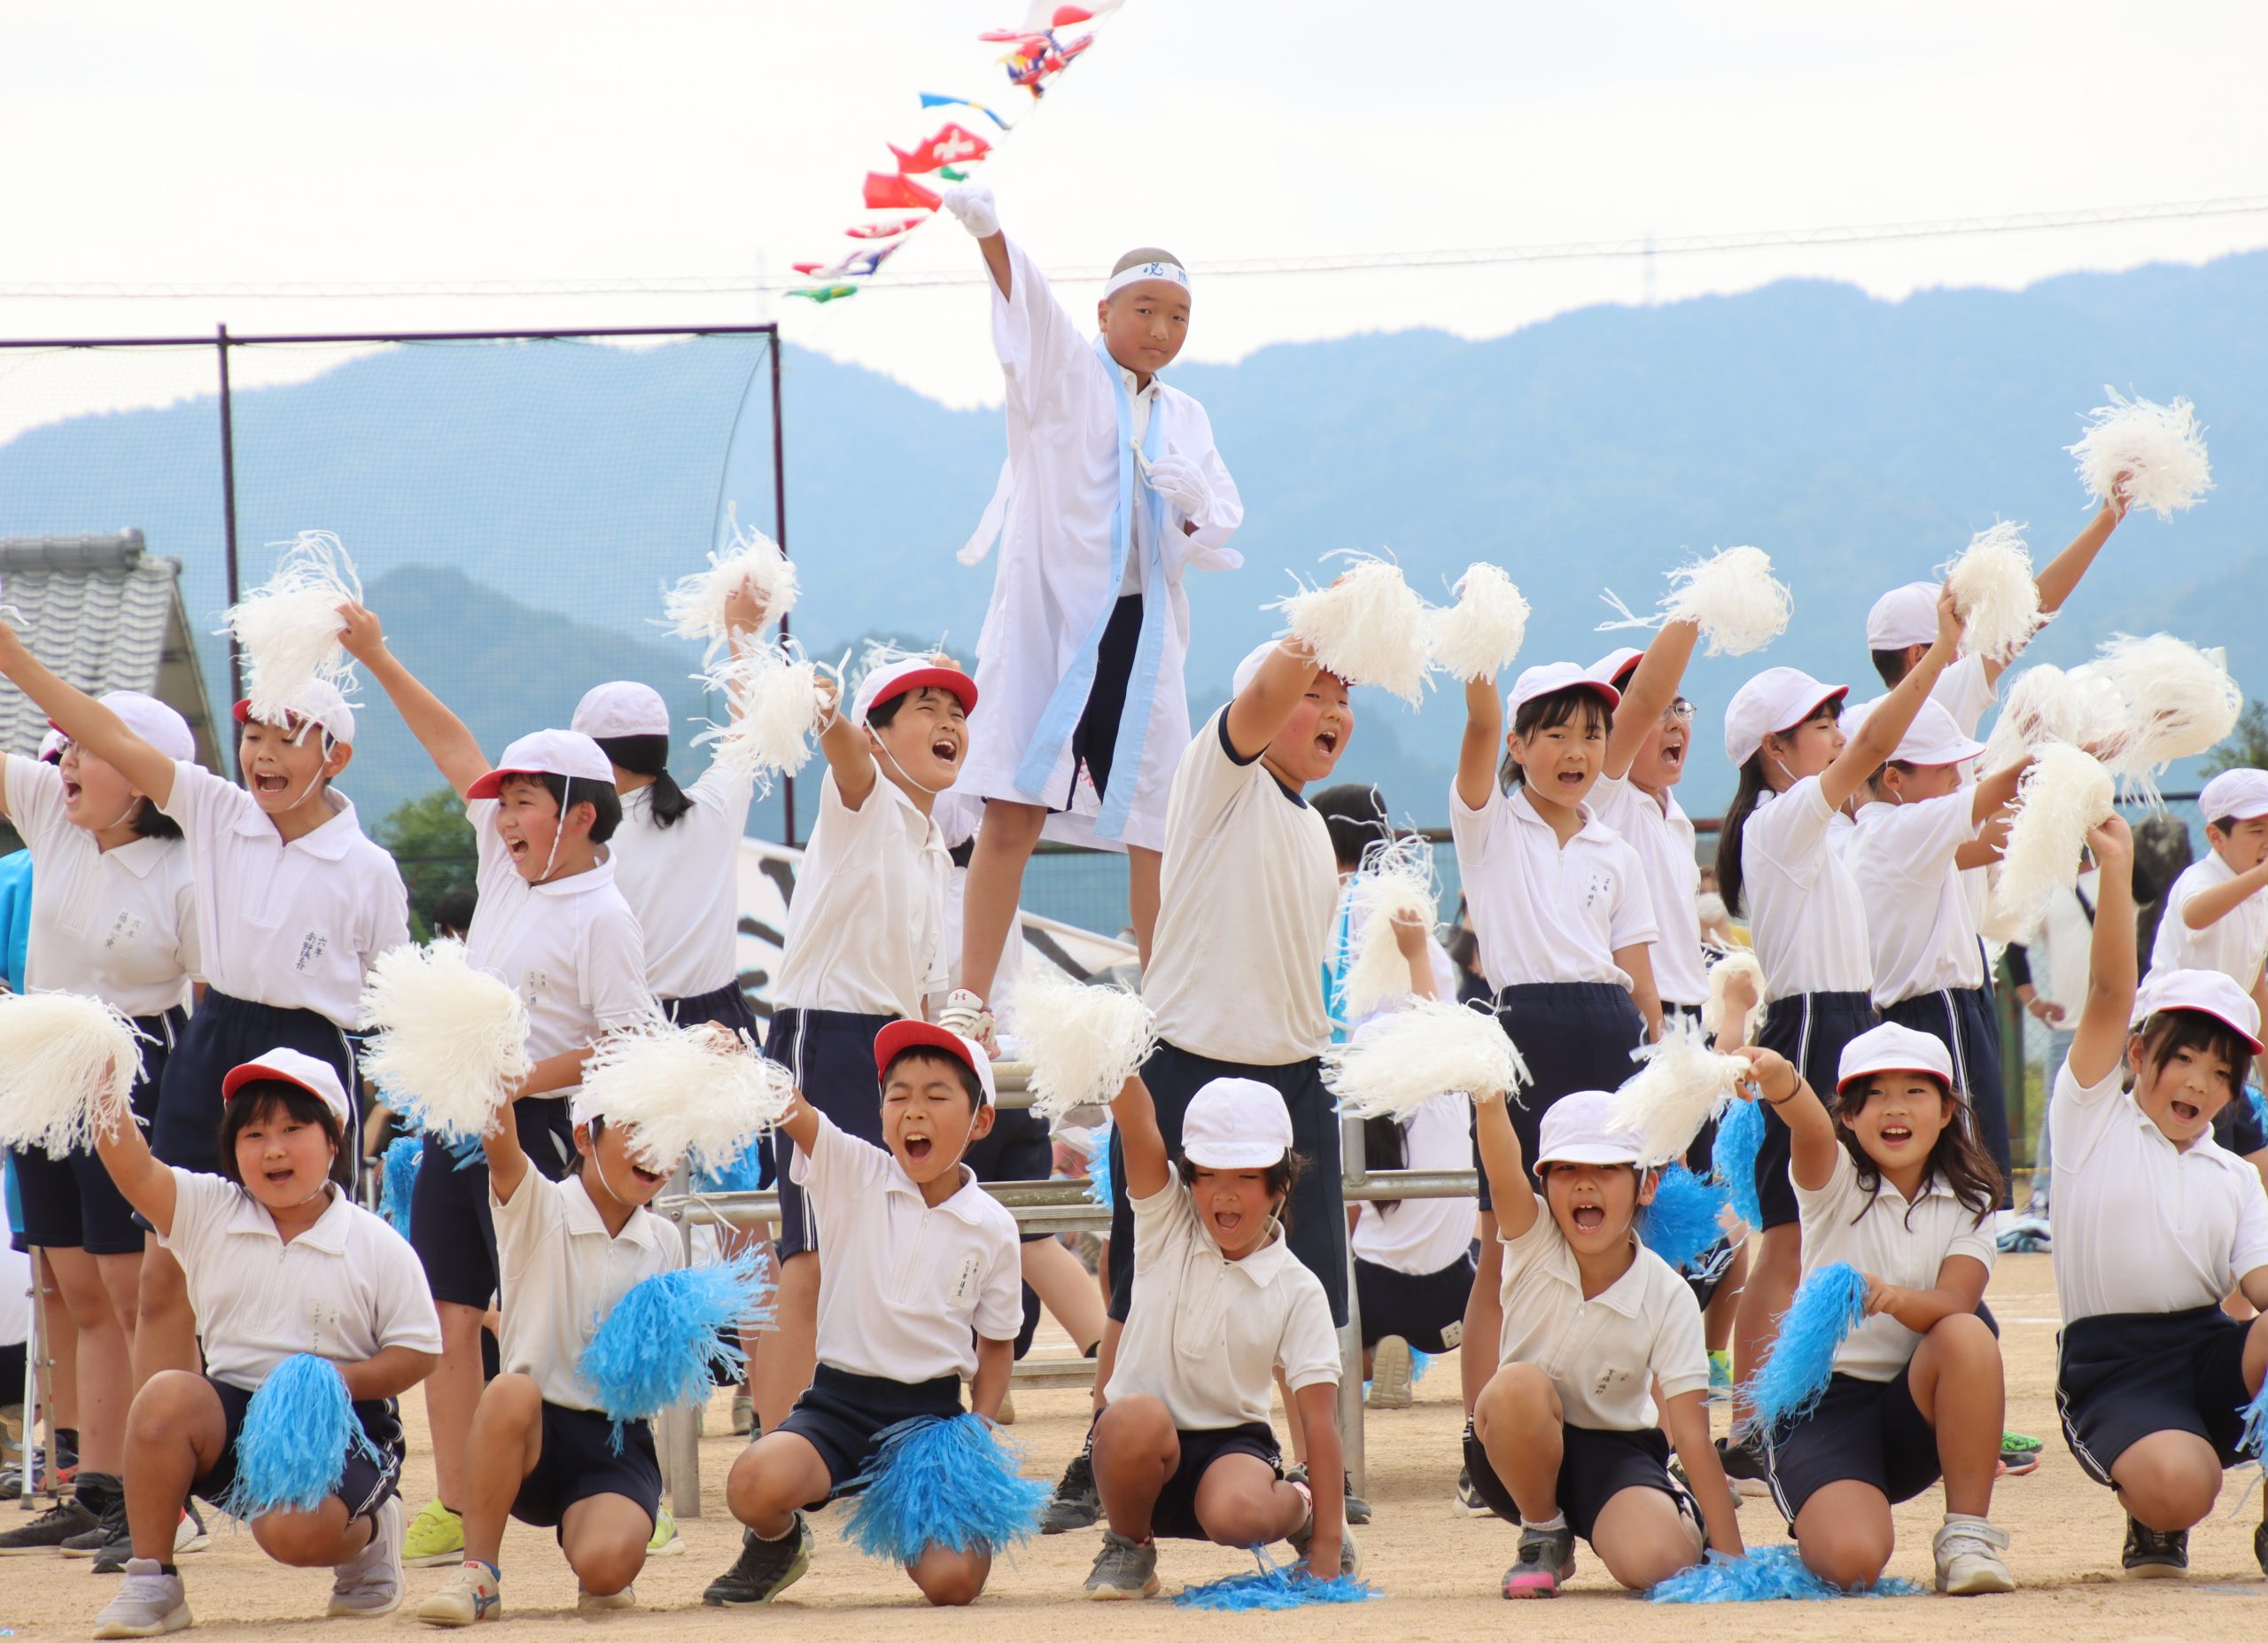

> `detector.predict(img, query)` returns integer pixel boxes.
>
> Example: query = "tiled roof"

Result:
[0,531,222,771]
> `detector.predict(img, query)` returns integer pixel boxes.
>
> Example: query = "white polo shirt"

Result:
[1848,792,1987,1006]
[1146,711,1338,1066]
[1793,1145,1996,1381]
[6,755,198,1016]
[1495,1204,1709,1429]
[1451,782,1658,993]
[165,760,409,1026]
[606,759,757,1001]
[1739,776,1873,1001]
[791,1112,1021,1382]
[1930,654,1997,740]
[773,771,950,1018]
[2050,1056,2268,1323]
[1107,1180,1341,1430]
[158,1170,441,1393]
[1351,1092,1480,1276]
[2149,853,2268,993]
[1589,773,1705,1006]
[492,1168,683,1413]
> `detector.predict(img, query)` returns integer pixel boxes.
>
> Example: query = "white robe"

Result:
[950,237,1243,854]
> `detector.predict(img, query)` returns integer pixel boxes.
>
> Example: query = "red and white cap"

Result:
[1507,661,1619,720]
[36,728,67,763]
[1182,1077,1293,1169]
[2199,767,2268,825]
[874,1019,997,1106]
[1837,1022,1956,1094]
[1588,647,1644,690]
[234,680,356,746]
[465,729,617,801]
[222,1046,354,1130]
[2131,968,2266,1055]
[1866,581,1939,650]
[1724,666,1848,767]
[851,658,977,726]
[571,681,670,741]
[1532,1089,1643,1172]
[1884,699,1984,768]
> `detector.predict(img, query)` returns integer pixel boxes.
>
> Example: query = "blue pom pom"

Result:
[1640,1164,1732,1274]
[1175,1547,1379,1610]
[446,1132,485,1172]
[1650,1545,1925,1602]
[2249,1084,2266,1140]
[221,1353,377,1518]
[1740,1263,1869,1436]
[379,1135,422,1235]
[1710,1098,1767,1231]
[1084,1127,1115,1213]
[1409,1347,1433,1382]
[2237,1374,2268,1461]
[842,1413,1050,1563]
[696,1136,767,1194]
[575,1254,772,1449]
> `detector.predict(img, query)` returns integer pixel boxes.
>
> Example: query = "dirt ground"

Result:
[7,1250,2265,1639]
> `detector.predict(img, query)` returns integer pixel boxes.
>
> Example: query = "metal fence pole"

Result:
[215,324,244,718]
[769,334,796,848]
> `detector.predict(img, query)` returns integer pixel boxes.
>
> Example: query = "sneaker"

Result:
[0,1493,96,1554]
[92,1558,190,1638]
[2254,1519,2266,1578]
[1933,1515,2015,1595]
[415,1561,502,1627]
[1454,1461,1493,1519]
[59,1472,126,1556]
[2120,1515,2187,1578]
[576,1584,635,1613]
[936,988,998,1057]
[94,1511,197,1580]
[730,1393,755,1437]
[997,1391,1017,1426]
[1999,1431,2042,1476]
[1283,1463,1371,1530]
[1287,1491,1362,1578]
[403,1499,465,1569]
[1707,1349,1735,1397]
[1716,1434,1772,1499]
[647,1507,685,1558]
[1083,1529,1160,1600]
[327,1498,405,1617]
[701,1514,812,1606]
[1501,1522,1576,1599]
[1369,1337,1414,1409]
[1038,1450,1100,1534]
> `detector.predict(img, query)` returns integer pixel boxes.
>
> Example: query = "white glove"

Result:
[942,184,1000,238]
[1142,451,1212,519]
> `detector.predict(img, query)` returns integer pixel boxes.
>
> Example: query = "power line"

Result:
[6,194,2265,301]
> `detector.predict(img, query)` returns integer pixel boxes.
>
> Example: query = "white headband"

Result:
[1103,260,1191,300]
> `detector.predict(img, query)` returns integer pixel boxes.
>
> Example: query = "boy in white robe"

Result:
[936,183,1244,1050]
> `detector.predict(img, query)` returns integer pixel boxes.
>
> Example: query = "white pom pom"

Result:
[359,940,532,1143]
[225,531,362,725]
[0,993,146,1154]
[2068,390,2212,519]
[1008,962,1159,1125]
[664,507,798,658]
[1940,522,2041,664]
[1608,1016,1749,1166]
[1599,547,1790,658]
[1701,950,1767,1046]
[2089,634,2243,802]
[574,1015,794,1174]
[1426,562,1530,682]
[1270,553,1434,706]
[689,640,828,790]
[1340,834,1439,1019]
[1990,744,2115,940]
[1322,998,1530,1122]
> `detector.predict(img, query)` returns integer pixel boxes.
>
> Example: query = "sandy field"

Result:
[6,1250,2265,1639]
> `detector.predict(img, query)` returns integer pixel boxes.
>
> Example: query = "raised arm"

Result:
[1473,1087,1538,1240]
[2011,487,2130,687]
[1603,618,1699,780]
[338,603,490,800]
[943,186,1013,298]
[1819,586,1962,813]
[0,619,177,807]
[1107,1073,1173,1200]
[812,674,877,811]
[1223,638,1324,764]
[1455,674,1503,814]
[1953,758,2030,868]
[1734,1045,1837,1192]
[482,1100,532,1206]
[91,1091,181,1238]
[2064,815,2137,1089]
[2178,856,2268,931]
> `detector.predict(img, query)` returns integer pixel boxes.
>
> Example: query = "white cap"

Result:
[234,680,356,746]
[222,1046,353,1131]
[97,692,197,764]
[2200,767,2268,825]
[2132,967,2266,1055]
[850,657,977,725]
[874,1019,998,1107]
[1837,1022,1955,1094]
[36,728,67,763]
[1507,661,1620,720]
[1588,647,1644,690]
[466,729,617,800]
[1866,581,1938,650]
[1181,1077,1293,1169]
[1723,666,1847,766]
[1533,1089,1644,1172]
[1885,699,1984,768]
[572,681,670,741]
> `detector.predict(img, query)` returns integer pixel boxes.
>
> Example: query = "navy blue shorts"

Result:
[155,990,359,1182]
[511,1400,660,1537]
[1151,1421,1281,1543]
[1474,983,1646,1213]
[2215,1090,2268,1156]
[12,1007,183,1254]
[1464,1421,1691,1544]
[1882,985,2009,1207]
[409,1100,574,1311]
[776,1363,964,1507]
[962,1107,1053,1245]
[2057,1304,2256,1485]
[765,1007,895,1260]
[192,1375,404,1524]
[1107,1040,1347,1327]
[1763,1364,1940,1521]
[1753,991,1876,1231]
[1355,1247,1475,1353]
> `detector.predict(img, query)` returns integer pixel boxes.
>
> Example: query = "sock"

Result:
[159,1564,177,1577]
[464,1559,500,1579]
[751,1516,796,1543]
[1526,1511,1567,1533]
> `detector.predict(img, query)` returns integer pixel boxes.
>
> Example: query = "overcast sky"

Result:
[5,0,2266,427]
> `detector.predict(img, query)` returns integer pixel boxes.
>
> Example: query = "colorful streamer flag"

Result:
[889,122,994,174]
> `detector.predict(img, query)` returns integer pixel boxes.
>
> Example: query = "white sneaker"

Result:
[93,1558,191,1639]
[415,1562,502,1628]
[936,989,998,1057]
[1934,1515,2015,1595]
[576,1584,636,1614]
[327,1498,405,1617]
[1369,1337,1414,1408]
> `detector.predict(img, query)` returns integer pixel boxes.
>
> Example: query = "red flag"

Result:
[888,122,994,175]
[863,172,942,211]
[846,216,928,239]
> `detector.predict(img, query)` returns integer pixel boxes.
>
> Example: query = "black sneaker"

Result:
[2120,1515,2187,1578]
[1038,1450,1100,1535]
[1453,1462,1494,1519]
[2253,1519,2266,1578]
[60,1473,126,1557]
[1284,1464,1371,1530]
[1716,1434,1772,1499]
[0,1495,97,1554]
[1502,1522,1577,1598]
[702,1514,812,1606]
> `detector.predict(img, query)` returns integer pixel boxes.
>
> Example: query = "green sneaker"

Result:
[2000,1431,2042,1477]
[403,1499,465,1568]
[1708,1349,1735,1396]
[647,1506,685,1557]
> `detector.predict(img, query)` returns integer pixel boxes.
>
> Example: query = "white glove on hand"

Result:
[942,184,1000,238]
[1142,452,1212,519]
